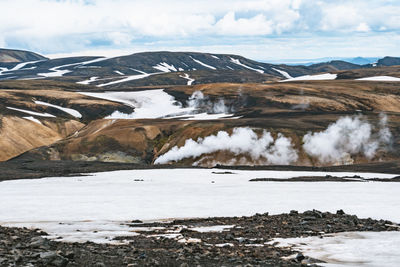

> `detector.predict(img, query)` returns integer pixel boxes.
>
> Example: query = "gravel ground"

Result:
[1,210,399,267]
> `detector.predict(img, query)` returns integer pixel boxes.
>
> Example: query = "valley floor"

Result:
[1,159,399,182]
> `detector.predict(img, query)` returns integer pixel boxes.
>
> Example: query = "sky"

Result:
[0,0,399,60]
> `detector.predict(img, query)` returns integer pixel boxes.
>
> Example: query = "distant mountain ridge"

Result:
[377,56,400,66]
[267,57,380,66]
[0,48,400,87]
[306,60,362,73]
[0,50,310,84]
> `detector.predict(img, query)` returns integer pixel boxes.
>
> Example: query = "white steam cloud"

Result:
[155,114,392,166]
[378,113,392,144]
[187,91,231,114]
[302,114,392,164]
[154,127,298,165]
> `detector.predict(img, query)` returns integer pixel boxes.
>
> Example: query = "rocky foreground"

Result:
[1,210,400,267]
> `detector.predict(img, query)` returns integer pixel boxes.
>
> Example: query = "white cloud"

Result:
[320,5,362,31]
[0,0,303,40]
[356,22,371,32]
[105,32,133,46]
[318,1,400,32]
[215,12,273,35]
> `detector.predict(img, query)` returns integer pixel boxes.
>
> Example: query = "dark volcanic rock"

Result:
[0,211,398,266]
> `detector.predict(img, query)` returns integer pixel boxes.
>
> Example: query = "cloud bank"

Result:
[0,0,399,58]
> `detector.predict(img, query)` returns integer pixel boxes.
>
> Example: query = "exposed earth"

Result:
[1,79,400,166]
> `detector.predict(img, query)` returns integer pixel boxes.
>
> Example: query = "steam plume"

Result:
[302,114,392,164]
[154,127,298,165]
[187,91,231,114]
[378,113,392,144]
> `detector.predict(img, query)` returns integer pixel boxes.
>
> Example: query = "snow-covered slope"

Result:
[0,51,308,84]
[80,89,234,120]
[1,49,400,87]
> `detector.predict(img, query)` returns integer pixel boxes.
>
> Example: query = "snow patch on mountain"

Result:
[153,62,177,72]
[23,116,42,125]
[97,72,154,87]
[272,68,292,79]
[129,68,147,74]
[230,58,264,73]
[356,76,400,81]
[190,56,216,70]
[39,57,108,77]
[6,60,45,72]
[0,67,7,75]
[77,76,99,85]
[282,73,337,82]
[171,112,235,120]
[80,89,234,120]
[114,70,125,75]
[34,100,82,118]
[103,89,195,119]
[7,107,56,117]
[38,68,71,77]
[179,73,195,85]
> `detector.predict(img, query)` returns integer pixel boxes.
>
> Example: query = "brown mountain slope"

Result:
[0,81,134,122]
[17,112,400,166]
[0,80,137,161]
[336,66,400,79]
[167,80,400,114]
[0,48,47,63]
[0,116,84,161]
[5,79,400,166]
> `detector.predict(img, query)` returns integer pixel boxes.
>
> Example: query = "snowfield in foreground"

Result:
[0,168,399,245]
[271,231,400,267]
